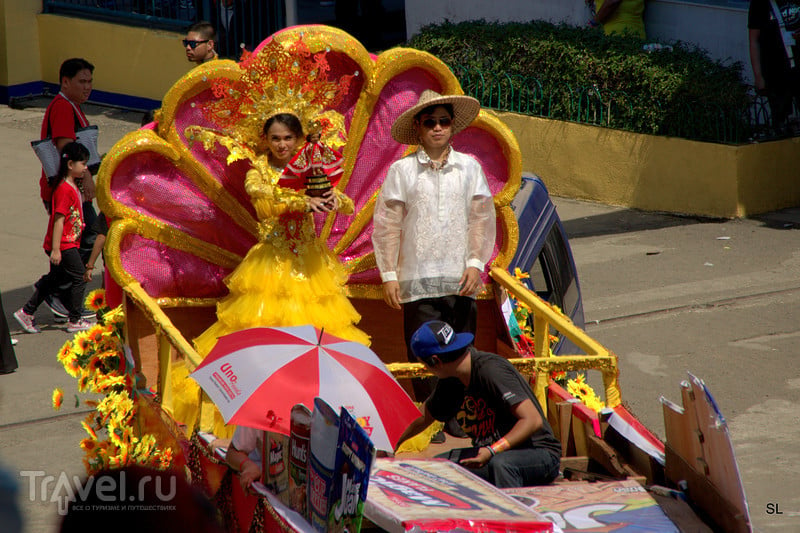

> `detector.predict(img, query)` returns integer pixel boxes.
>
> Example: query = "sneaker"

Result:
[13,309,41,334]
[44,294,68,319]
[66,318,93,333]
[44,294,95,322]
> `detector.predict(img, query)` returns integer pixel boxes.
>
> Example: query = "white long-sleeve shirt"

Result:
[372,148,496,304]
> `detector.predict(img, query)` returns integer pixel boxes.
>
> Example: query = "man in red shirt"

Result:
[40,58,96,211]
[38,58,97,321]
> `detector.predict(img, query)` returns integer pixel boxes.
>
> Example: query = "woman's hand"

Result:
[307,196,332,213]
[307,190,339,213]
[50,249,62,266]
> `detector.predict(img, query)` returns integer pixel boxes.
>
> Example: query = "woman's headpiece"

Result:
[196,35,357,152]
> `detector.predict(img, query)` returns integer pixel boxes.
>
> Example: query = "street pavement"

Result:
[1,101,799,531]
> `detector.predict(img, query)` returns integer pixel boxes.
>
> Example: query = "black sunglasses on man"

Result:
[183,39,209,49]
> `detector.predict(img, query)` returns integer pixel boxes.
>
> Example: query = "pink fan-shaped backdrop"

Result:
[120,234,232,299]
[175,90,256,219]
[111,153,255,258]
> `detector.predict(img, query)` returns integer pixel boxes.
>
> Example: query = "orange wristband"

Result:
[490,437,510,455]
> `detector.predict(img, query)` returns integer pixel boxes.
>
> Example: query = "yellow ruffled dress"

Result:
[172,161,370,437]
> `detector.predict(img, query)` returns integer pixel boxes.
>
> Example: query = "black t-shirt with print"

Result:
[749,0,800,79]
[426,349,562,458]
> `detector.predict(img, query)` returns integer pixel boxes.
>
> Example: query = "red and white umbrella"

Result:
[189,325,421,451]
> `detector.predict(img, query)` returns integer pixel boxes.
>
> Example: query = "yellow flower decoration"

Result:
[567,374,605,413]
[54,303,173,475]
[85,289,107,312]
[514,267,531,280]
[52,389,64,410]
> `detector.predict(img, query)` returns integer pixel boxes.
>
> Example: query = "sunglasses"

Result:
[183,39,210,49]
[420,117,453,129]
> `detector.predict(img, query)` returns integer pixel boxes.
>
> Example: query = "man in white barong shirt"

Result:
[373,90,496,402]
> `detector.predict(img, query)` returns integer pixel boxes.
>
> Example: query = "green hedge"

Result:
[406,20,754,144]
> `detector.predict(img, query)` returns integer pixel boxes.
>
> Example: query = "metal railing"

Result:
[387,267,622,411]
[451,63,784,144]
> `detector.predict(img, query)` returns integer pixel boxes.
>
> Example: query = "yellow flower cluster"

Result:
[55,289,173,475]
[567,374,606,413]
[510,268,560,358]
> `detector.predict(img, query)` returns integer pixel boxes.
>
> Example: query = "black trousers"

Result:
[25,248,87,322]
[402,295,477,401]
[0,290,18,374]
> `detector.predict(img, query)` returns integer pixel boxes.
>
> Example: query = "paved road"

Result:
[1,101,799,531]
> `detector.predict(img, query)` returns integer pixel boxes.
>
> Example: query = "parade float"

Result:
[55,25,751,532]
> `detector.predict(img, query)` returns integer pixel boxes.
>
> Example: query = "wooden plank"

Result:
[680,381,708,474]
[665,445,750,533]
[688,375,750,526]
[558,456,589,473]
[662,394,700,470]
[603,424,664,486]
[585,433,637,479]
[556,401,574,457]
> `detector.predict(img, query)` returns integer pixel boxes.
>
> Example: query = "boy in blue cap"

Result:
[395,320,561,488]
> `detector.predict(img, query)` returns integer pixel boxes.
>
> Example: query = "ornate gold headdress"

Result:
[186,34,357,164]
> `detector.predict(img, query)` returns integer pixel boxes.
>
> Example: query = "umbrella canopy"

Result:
[189,325,421,451]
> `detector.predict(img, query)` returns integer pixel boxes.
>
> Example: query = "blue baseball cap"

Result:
[410,321,474,361]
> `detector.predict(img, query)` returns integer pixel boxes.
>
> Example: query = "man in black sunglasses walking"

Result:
[373,90,496,408]
[184,21,218,65]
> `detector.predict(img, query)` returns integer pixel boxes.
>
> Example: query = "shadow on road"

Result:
[561,209,718,240]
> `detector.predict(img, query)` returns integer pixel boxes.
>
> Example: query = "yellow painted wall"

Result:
[37,14,188,101]
[497,111,800,218]
[0,0,42,85]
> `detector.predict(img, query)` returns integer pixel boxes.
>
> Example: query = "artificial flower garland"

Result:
[509,268,605,411]
[52,289,173,474]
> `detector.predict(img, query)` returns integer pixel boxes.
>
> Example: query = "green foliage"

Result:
[407,20,753,143]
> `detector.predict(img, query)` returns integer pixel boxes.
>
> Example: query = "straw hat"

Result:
[390,90,481,145]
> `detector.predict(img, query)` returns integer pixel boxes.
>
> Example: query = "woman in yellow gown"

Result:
[193,113,370,356]
[173,113,369,437]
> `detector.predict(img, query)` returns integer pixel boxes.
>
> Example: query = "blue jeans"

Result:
[440,447,560,488]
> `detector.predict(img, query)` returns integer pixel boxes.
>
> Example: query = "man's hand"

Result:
[460,447,493,469]
[458,266,482,296]
[238,460,261,492]
[82,171,96,201]
[382,280,401,309]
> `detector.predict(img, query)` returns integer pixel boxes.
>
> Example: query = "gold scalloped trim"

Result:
[158,60,241,136]
[272,26,374,82]
[342,252,377,276]
[493,205,519,270]
[472,110,522,208]
[105,219,242,295]
[321,48,463,242]
[332,191,378,256]
[96,129,258,240]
